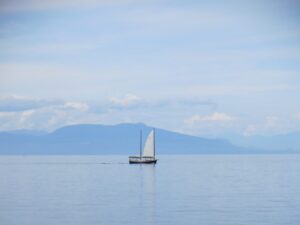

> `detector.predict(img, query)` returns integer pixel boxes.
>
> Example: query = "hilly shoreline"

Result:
[0,123,298,155]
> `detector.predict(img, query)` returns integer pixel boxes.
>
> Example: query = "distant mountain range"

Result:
[0,123,298,154]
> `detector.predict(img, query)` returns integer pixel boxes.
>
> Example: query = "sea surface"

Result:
[0,155,300,225]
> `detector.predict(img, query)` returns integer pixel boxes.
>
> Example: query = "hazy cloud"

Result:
[0,96,91,131]
[0,95,62,112]
[61,102,89,112]
[242,115,299,136]
[0,94,219,132]
[109,94,141,108]
[184,112,235,125]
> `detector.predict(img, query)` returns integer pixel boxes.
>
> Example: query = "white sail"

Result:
[143,130,154,157]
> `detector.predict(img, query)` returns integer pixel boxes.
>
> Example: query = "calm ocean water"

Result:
[0,155,300,225]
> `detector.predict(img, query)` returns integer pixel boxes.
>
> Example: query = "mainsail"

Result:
[143,130,154,157]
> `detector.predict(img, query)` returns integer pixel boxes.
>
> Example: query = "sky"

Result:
[0,0,300,137]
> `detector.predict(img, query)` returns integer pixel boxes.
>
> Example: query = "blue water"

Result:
[0,155,300,225]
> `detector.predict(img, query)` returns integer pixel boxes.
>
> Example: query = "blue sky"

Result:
[0,0,300,136]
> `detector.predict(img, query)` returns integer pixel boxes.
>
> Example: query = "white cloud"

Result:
[110,94,141,108]
[0,95,92,131]
[0,106,89,131]
[0,110,34,130]
[184,112,235,126]
[19,110,35,123]
[0,95,62,112]
[265,116,279,128]
[63,102,89,112]
[0,94,299,136]
[0,94,216,131]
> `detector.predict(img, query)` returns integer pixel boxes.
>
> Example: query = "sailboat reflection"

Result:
[138,164,157,224]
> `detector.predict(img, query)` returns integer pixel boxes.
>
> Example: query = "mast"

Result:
[140,130,142,159]
[153,128,156,159]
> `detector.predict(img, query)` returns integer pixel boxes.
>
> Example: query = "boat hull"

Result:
[129,156,157,164]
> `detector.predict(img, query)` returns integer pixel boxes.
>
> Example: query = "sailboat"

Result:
[129,129,158,164]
